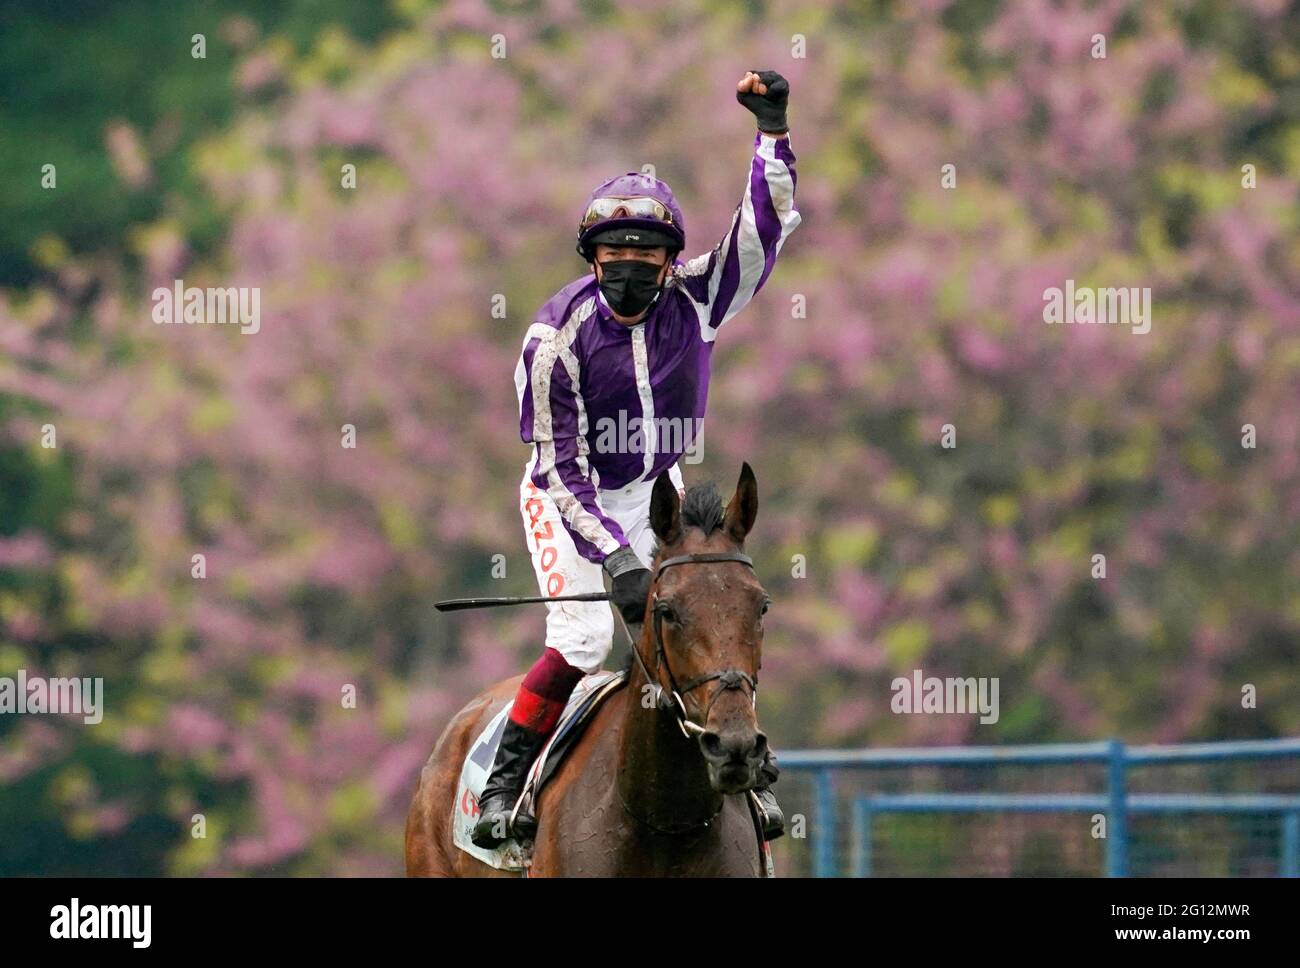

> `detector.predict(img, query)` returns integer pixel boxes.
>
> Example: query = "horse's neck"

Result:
[617,638,722,830]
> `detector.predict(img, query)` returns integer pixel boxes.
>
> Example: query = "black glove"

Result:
[603,546,652,625]
[736,69,789,134]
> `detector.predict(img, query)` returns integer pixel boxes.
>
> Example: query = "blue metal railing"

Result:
[780,737,1300,877]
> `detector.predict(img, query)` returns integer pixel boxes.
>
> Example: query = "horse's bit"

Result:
[626,551,759,739]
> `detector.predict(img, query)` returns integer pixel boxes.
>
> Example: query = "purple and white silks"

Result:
[513,133,800,564]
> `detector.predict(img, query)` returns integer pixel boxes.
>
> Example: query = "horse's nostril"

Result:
[753,732,769,760]
[700,732,725,760]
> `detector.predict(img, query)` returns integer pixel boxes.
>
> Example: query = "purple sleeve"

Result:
[518,333,626,563]
[678,133,801,336]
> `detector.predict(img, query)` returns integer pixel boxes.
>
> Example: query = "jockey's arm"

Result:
[675,130,801,336]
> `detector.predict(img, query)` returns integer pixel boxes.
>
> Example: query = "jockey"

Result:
[473,70,801,849]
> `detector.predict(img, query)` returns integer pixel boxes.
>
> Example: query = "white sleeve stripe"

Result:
[702,138,801,339]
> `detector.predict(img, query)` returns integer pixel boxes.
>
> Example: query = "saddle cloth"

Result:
[452,669,628,871]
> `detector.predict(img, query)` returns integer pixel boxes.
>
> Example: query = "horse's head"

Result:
[641,462,769,795]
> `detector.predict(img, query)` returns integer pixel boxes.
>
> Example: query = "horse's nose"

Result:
[700,728,768,766]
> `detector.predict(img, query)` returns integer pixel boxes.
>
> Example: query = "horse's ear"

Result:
[650,471,682,545]
[723,462,758,544]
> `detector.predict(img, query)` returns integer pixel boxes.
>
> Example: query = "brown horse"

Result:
[406,464,772,876]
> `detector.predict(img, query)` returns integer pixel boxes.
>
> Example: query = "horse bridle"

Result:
[627,551,759,740]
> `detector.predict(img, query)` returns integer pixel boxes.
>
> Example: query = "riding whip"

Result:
[435,591,611,612]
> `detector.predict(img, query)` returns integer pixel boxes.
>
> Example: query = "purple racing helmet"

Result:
[576,171,686,261]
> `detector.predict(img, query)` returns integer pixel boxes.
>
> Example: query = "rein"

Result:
[627,551,759,740]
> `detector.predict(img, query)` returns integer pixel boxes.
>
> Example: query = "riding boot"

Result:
[470,718,549,848]
[754,747,785,841]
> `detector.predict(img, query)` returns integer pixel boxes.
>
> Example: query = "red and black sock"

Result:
[509,648,585,735]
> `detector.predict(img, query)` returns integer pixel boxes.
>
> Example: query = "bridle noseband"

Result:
[628,551,759,739]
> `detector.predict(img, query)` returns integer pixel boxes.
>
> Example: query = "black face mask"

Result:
[598,259,664,318]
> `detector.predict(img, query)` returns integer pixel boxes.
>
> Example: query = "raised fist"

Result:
[736,70,789,134]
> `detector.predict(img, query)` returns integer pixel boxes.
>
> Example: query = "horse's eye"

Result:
[655,602,680,625]
[760,599,771,618]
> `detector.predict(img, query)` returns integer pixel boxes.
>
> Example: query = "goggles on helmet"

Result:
[580,196,675,229]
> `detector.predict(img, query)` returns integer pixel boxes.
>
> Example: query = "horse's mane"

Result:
[679,481,724,536]
[645,480,726,565]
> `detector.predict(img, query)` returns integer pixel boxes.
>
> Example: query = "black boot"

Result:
[471,719,548,848]
[755,788,785,841]
[754,748,784,841]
